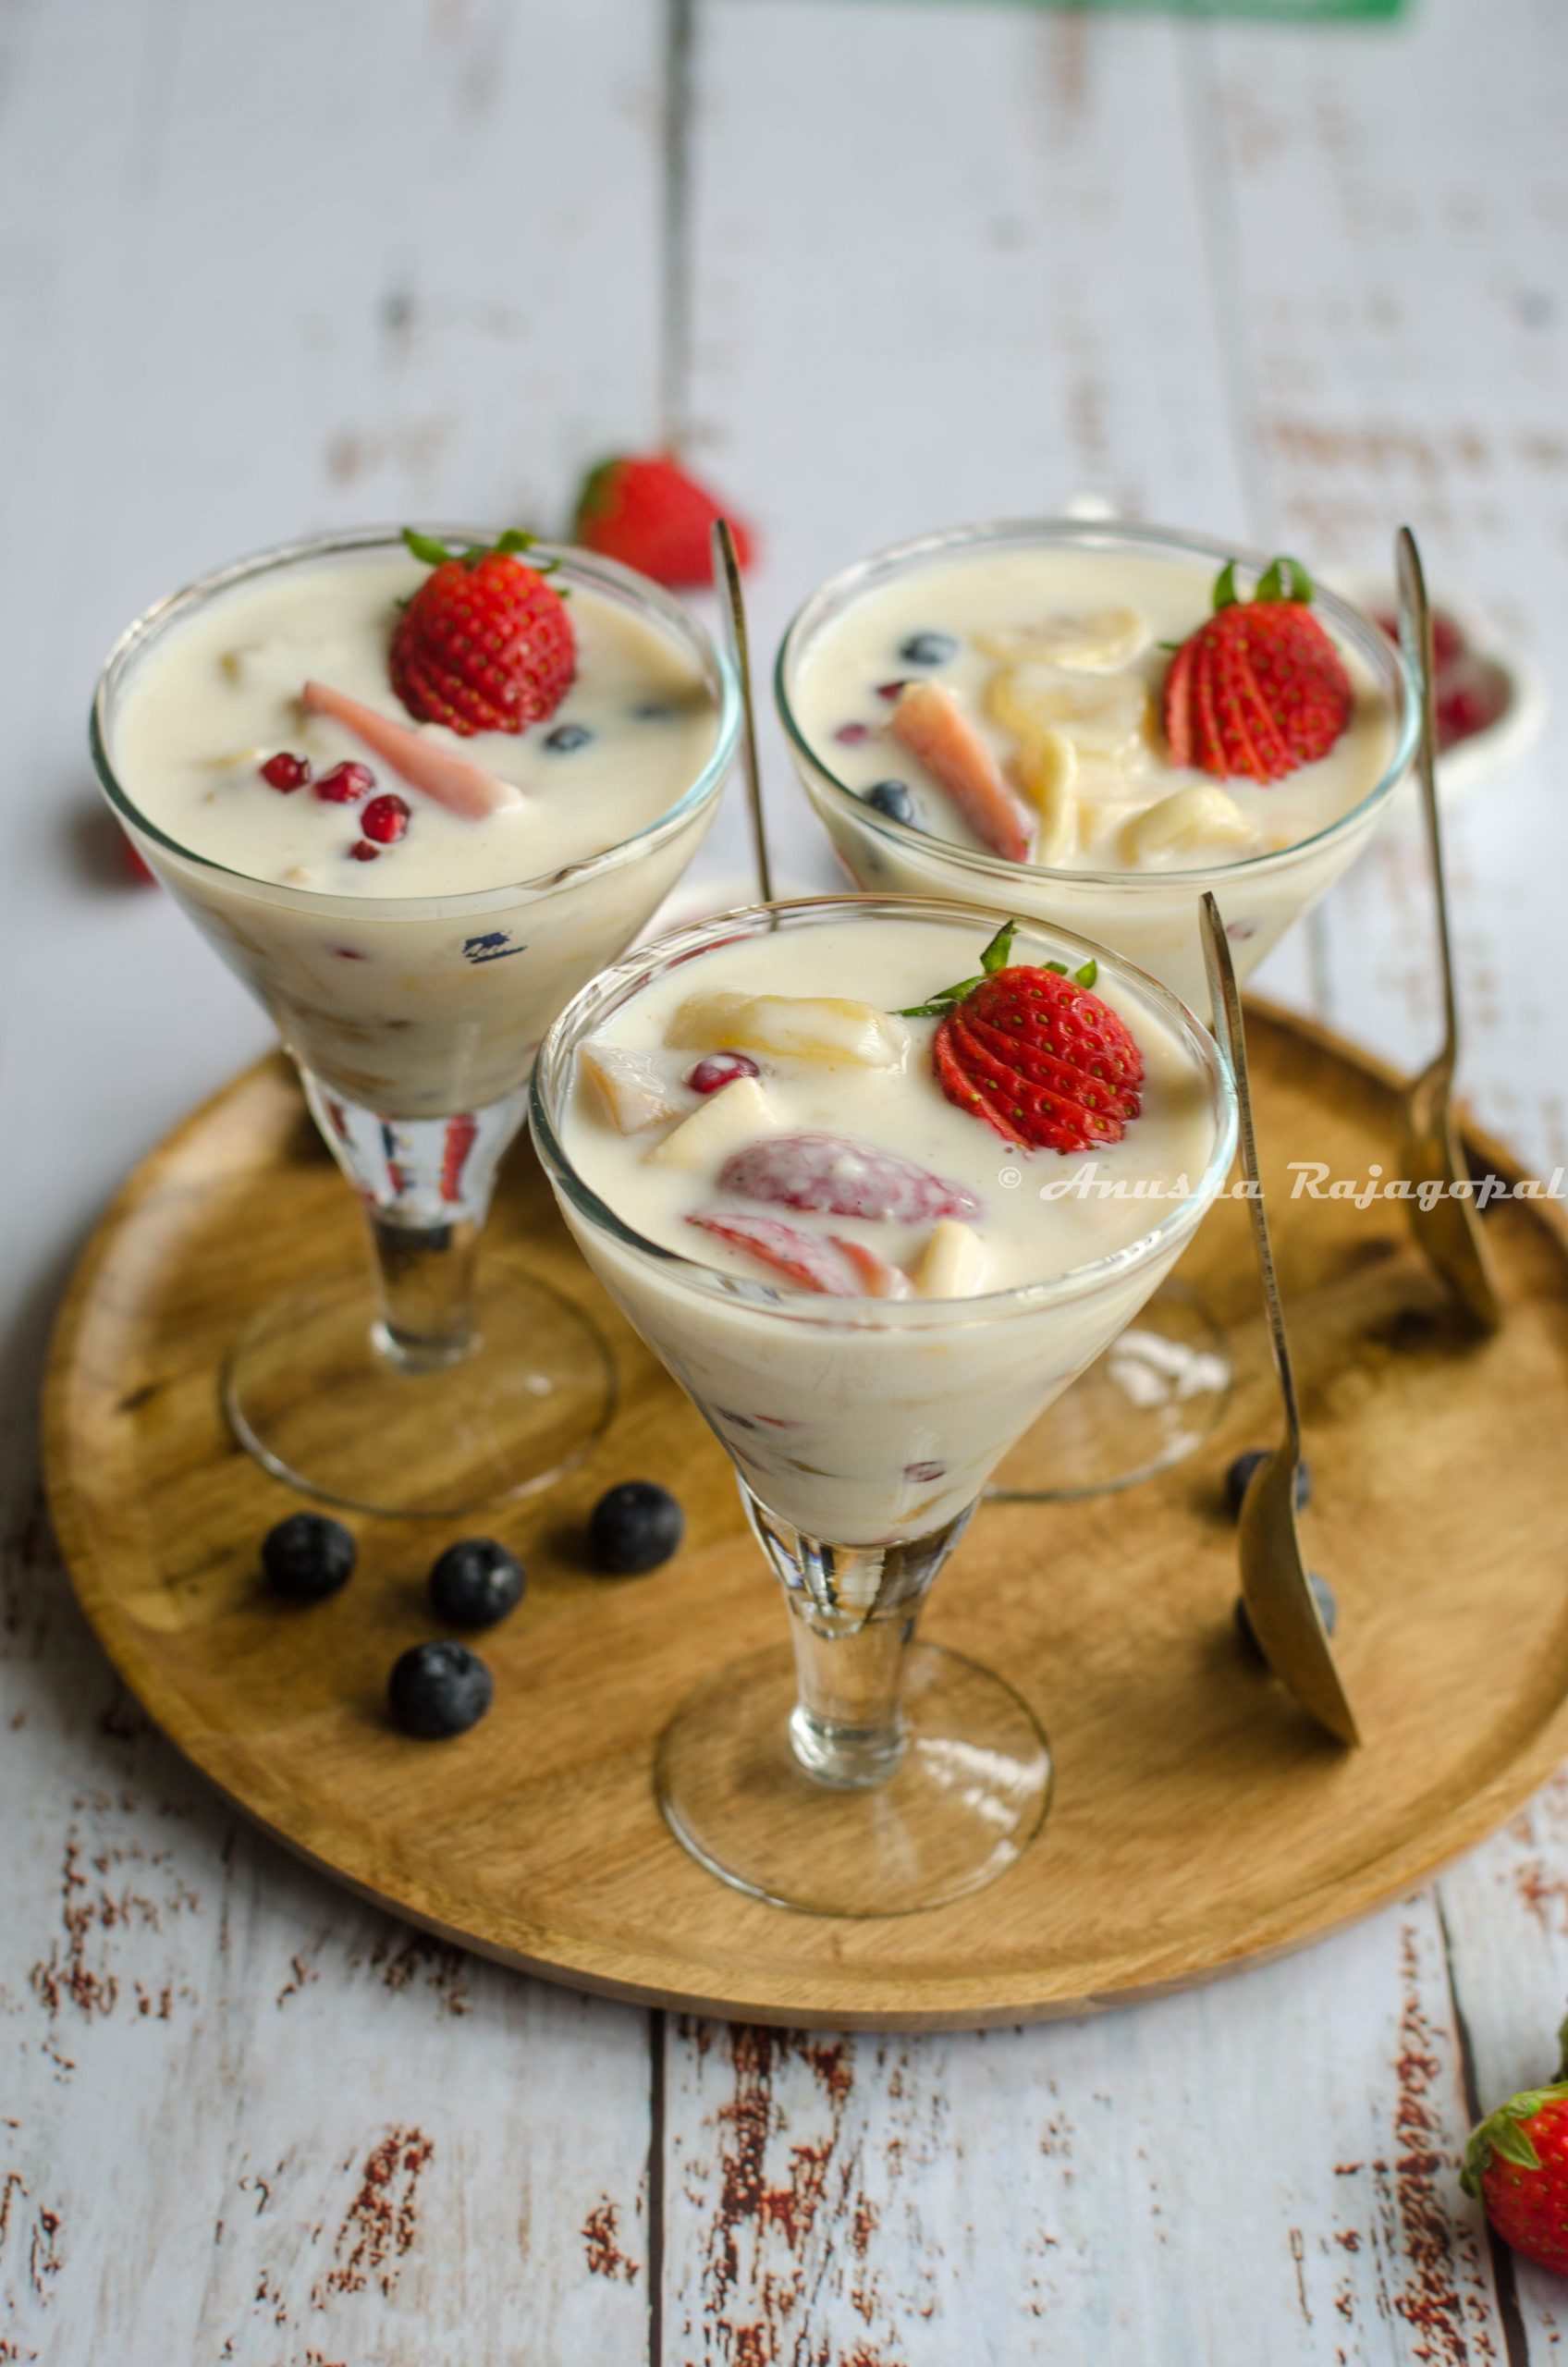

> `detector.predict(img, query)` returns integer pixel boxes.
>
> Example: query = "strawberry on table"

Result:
[1464,2023,1568,2276]
[389,527,575,736]
[572,454,755,588]
[1162,555,1354,784]
[902,918,1145,1156]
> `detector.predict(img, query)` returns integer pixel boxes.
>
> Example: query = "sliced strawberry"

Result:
[389,531,575,735]
[717,1132,981,1222]
[1162,635,1198,769]
[300,680,521,819]
[889,681,1034,864]
[966,967,1144,1093]
[961,1012,1142,1123]
[829,1237,912,1298]
[932,1022,1023,1147]
[1221,634,1292,780]
[687,1210,861,1295]
[928,957,1145,1156]
[942,1012,1121,1154]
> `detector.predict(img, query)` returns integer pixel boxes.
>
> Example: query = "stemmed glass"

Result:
[91,528,740,1517]
[530,895,1238,1916]
[776,520,1416,1496]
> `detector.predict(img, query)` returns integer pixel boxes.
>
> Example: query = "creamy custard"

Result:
[104,537,730,1116]
[550,905,1231,1545]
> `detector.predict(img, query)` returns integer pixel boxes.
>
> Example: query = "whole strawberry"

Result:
[572,454,754,588]
[1164,555,1353,784]
[389,528,575,737]
[902,919,1144,1156]
[1464,2028,1568,2276]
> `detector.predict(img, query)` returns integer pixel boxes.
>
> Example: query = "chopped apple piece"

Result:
[666,990,908,1072]
[580,1038,682,1134]
[889,681,1034,864]
[912,1219,989,1299]
[300,679,523,819]
[645,1075,779,1171]
[1120,785,1255,864]
[1013,729,1078,865]
[976,607,1149,673]
[986,665,1150,764]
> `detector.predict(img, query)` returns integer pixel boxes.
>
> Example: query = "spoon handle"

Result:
[1200,893,1304,1458]
[711,516,775,906]
[1395,525,1459,1069]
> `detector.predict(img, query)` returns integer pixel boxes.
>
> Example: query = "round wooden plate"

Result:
[43,1009,1568,2030]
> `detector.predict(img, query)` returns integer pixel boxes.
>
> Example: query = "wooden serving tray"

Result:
[43,1008,1568,2030]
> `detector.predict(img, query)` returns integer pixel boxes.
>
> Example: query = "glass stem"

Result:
[297,1067,531,1375]
[741,1485,974,1792]
[365,1211,479,1370]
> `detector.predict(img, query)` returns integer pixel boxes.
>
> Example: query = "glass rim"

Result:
[528,891,1240,1325]
[90,523,742,919]
[773,515,1420,891]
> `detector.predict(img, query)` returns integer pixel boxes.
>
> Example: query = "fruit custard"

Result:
[778,523,1414,1010]
[548,901,1231,1551]
[104,529,730,1117]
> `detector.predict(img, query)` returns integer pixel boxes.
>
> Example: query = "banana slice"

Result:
[645,1075,778,1171]
[986,665,1151,763]
[976,607,1149,673]
[581,1038,682,1134]
[666,990,909,1072]
[913,1220,989,1299]
[1120,786,1256,865]
[1012,730,1078,865]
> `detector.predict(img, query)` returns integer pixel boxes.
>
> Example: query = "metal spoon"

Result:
[1394,524,1502,1332]
[1200,892,1360,1748]
[710,515,775,903]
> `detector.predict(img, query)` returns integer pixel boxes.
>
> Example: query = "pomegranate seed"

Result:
[349,839,380,862]
[360,792,410,844]
[834,721,872,746]
[876,680,909,702]
[119,835,157,886]
[315,760,374,804]
[260,751,312,791]
[686,1051,761,1096]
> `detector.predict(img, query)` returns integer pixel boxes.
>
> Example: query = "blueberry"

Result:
[1234,1572,1338,1661]
[428,1538,525,1630]
[589,1481,684,1576]
[864,779,915,825]
[1224,1450,1312,1521]
[632,700,671,721]
[899,631,959,667]
[544,723,593,753]
[387,1639,494,1738]
[262,1513,356,1602]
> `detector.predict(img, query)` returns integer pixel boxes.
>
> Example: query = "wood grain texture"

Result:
[42,1016,1568,2036]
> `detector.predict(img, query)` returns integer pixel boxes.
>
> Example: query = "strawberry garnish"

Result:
[903,919,1144,1156]
[572,454,754,588]
[1162,556,1353,784]
[389,528,575,737]
[1464,2014,1568,2276]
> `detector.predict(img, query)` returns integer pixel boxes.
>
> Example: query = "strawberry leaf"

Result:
[1256,555,1314,606]
[898,918,1020,1017]
[403,528,456,567]
[1212,561,1241,611]
[980,918,1018,975]
[1075,959,1098,987]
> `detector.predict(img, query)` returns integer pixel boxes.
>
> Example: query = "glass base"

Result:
[224,1257,616,1517]
[656,1640,1052,1916]
[987,1279,1231,1503]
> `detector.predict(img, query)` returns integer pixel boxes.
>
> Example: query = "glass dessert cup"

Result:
[530,895,1238,1917]
[92,528,741,1517]
[777,519,1417,1498]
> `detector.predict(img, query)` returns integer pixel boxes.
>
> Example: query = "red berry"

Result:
[834,722,872,746]
[349,839,380,863]
[260,751,312,791]
[390,535,575,737]
[717,1133,980,1223]
[933,963,1144,1156]
[315,760,374,804]
[685,1052,761,1096]
[119,834,157,887]
[572,454,755,589]
[876,680,909,702]
[1164,580,1353,782]
[360,792,410,844]
[1465,2083,1568,2277]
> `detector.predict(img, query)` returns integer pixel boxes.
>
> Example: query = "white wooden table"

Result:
[5,1,1567,2357]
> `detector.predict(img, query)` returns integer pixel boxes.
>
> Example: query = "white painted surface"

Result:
[3,0,1565,2357]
